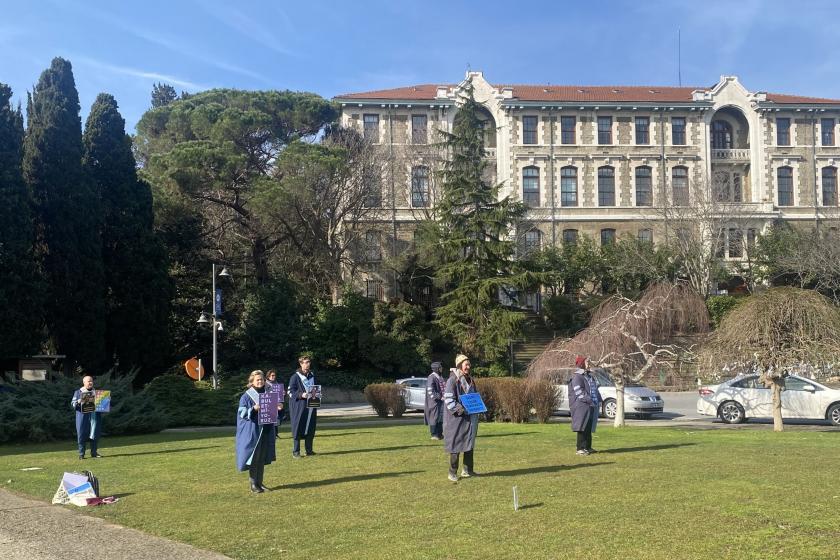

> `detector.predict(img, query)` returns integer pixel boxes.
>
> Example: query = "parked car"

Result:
[552,368,665,419]
[697,374,840,426]
[396,377,427,411]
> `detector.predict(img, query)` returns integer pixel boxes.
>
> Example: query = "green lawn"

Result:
[1,423,838,560]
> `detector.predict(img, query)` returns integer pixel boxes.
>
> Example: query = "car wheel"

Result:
[718,400,746,424]
[602,398,617,419]
[828,403,840,427]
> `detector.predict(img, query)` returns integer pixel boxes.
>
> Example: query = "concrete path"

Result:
[0,489,231,560]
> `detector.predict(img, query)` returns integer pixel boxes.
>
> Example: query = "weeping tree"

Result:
[528,282,709,426]
[699,287,840,432]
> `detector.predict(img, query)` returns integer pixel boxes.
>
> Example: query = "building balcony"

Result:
[711,148,751,162]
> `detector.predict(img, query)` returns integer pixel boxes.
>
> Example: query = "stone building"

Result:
[334,72,840,303]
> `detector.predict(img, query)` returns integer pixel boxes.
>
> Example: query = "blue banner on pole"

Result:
[214,288,223,316]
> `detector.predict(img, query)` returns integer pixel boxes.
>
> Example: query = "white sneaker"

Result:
[448,473,458,482]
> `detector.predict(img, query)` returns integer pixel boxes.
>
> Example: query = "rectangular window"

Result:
[363,184,381,208]
[598,167,615,206]
[365,279,383,300]
[522,167,540,207]
[411,115,427,144]
[523,116,538,145]
[747,229,757,253]
[635,167,652,206]
[635,117,650,145]
[822,167,837,206]
[671,117,686,145]
[778,167,793,206]
[562,229,578,245]
[728,229,743,258]
[638,229,653,244]
[777,118,791,146]
[560,167,578,207]
[561,116,576,144]
[598,116,612,145]
[363,114,379,143]
[523,230,541,254]
[822,118,835,147]
[411,167,429,208]
[672,167,689,206]
[365,231,381,261]
[600,228,616,246]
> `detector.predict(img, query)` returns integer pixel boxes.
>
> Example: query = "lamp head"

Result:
[197,312,210,324]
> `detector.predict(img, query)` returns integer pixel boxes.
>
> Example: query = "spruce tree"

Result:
[83,93,172,375]
[0,84,44,355]
[23,58,107,371]
[433,85,534,364]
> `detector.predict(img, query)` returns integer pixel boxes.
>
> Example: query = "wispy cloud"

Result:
[74,56,205,90]
[196,2,295,57]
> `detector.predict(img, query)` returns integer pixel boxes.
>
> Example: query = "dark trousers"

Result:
[429,421,443,438]
[78,438,98,457]
[449,450,474,475]
[293,434,314,455]
[576,429,593,451]
[249,430,270,486]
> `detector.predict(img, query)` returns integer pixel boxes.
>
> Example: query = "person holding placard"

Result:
[288,355,318,458]
[71,375,102,459]
[443,354,480,482]
[235,370,281,493]
[425,362,445,440]
[265,369,286,429]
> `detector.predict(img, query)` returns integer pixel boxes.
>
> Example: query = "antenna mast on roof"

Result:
[678,28,682,87]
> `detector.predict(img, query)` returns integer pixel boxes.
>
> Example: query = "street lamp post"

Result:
[198,263,230,388]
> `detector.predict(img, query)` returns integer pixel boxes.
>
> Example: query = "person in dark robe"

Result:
[425,362,445,440]
[443,354,479,482]
[569,355,596,456]
[266,369,286,431]
[236,370,280,493]
[71,375,102,459]
[288,355,317,458]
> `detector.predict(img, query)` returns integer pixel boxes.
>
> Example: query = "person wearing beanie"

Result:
[425,362,445,440]
[569,356,598,455]
[443,354,480,482]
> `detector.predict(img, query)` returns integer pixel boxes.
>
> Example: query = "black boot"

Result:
[250,481,264,493]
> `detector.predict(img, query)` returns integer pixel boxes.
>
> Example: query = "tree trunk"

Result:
[614,376,626,428]
[771,379,784,432]
[252,238,270,286]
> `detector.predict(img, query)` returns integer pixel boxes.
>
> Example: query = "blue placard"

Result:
[459,393,487,414]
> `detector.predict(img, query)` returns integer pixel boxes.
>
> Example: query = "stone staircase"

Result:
[510,311,557,375]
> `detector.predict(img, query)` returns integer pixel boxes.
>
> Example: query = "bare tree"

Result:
[699,286,840,431]
[527,282,709,426]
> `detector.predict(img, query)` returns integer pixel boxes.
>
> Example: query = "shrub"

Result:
[527,378,558,423]
[318,368,388,391]
[706,295,742,328]
[473,378,500,421]
[543,294,587,335]
[363,383,405,418]
[475,377,529,423]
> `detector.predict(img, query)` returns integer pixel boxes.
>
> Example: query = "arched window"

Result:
[562,229,578,245]
[523,229,541,254]
[522,166,540,207]
[672,166,689,206]
[560,166,578,207]
[635,166,652,206]
[711,120,733,149]
[411,166,429,208]
[600,228,616,246]
[822,166,837,206]
[777,166,793,206]
[598,166,615,206]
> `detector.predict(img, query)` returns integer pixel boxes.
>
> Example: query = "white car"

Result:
[553,368,665,419]
[697,374,840,426]
[396,377,427,411]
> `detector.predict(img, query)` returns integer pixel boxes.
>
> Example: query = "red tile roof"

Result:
[336,84,840,105]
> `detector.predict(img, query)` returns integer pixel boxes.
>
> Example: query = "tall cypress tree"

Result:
[433,84,534,364]
[83,93,171,375]
[0,84,44,355]
[23,58,107,371]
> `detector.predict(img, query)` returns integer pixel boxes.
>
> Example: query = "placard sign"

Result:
[459,393,487,414]
[94,390,111,413]
[268,382,285,396]
[79,392,96,414]
[306,385,322,408]
[258,391,279,425]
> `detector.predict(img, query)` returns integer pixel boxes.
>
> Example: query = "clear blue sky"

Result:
[2,0,839,131]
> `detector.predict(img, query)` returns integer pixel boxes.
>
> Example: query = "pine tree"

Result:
[433,84,534,364]
[0,84,44,355]
[23,58,107,371]
[83,93,172,375]
[150,83,177,108]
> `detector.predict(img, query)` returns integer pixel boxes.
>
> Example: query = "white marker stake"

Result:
[513,486,519,511]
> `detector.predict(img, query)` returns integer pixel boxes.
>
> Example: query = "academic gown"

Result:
[443,373,479,454]
[288,371,317,439]
[235,389,277,472]
[569,369,595,432]
[71,389,101,446]
[424,372,444,426]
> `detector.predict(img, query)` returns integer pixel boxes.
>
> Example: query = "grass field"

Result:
[1,422,838,560]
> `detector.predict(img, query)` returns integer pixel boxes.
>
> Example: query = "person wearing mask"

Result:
[288,355,317,458]
[71,375,102,459]
[569,355,597,456]
[235,370,281,493]
[443,354,479,482]
[425,362,445,440]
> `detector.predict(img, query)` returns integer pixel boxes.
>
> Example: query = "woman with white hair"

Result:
[443,354,479,482]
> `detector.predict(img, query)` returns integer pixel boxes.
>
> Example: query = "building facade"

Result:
[334,72,840,301]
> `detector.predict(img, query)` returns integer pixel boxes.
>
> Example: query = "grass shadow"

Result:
[597,443,697,454]
[317,444,434,456]
[478,432,539,438]
[518,502,544,510]
[315,431,376,438]
[271,470,423,490]
[484,462,613,477]
[103,444,223,458]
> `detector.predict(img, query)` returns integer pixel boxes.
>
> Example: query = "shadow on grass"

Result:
[477,432,539,438]
[484,462,613,477]
[518,502,543,510]
[316,431,376,438]
[597,443,697,454]
[270,470,423,490]
[317,444,435,456]
[103,444,223,458]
